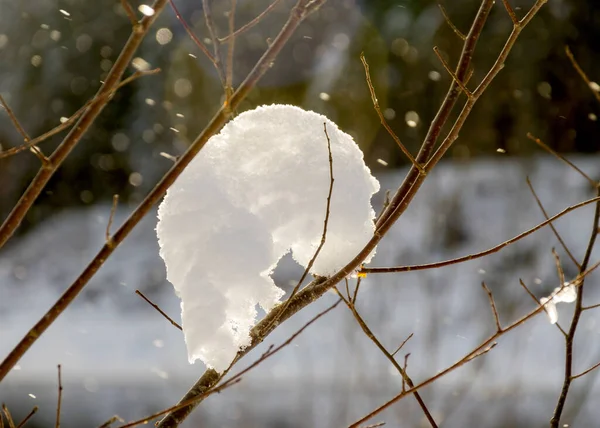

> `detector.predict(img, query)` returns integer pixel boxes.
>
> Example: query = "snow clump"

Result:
[157,104,379,371]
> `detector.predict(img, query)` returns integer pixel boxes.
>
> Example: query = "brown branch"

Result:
[106,195,119,246]
[219,0,284,42]
[55,364,62,428]
[565,45,600,103]
[0,0,319,384]
[438,3,466,40]
[362,195,600,274]
[433,46,473,98]
[98,415,124,428]
[550,187,600,427]
[481,282,502,332]
[526,177,580,268]
[360,53,424,173]
[391,332,413,357]
[135,290,182,330]
[519,279,568,337]
[0,95,30,142]
[0,69,159,160]
[265,121,334,333]
[349,282,550,427]
[1,405,14,428]
[335,289,438,428]
[225,0,237,106]
[120,0,139,26]
[0,4,165,247]
[501,0,519,26]
[202,0,227,87]
[571,360,600,380]
[526,133,598,188]
[15,406,37,428]
[121,299,341,428]
[167,0,214,61]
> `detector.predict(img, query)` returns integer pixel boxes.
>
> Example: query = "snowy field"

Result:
[1,155,600,427]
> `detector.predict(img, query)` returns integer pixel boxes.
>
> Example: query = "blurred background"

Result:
[1,0,600,427]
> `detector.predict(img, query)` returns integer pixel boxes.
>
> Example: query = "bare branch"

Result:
[167,0,214,61]
[526,177,580,268]
[98,416,125,428]
[15,406,37,428]
[391,332,414,357]
[55,365,62,428]
[481,282,502,332]
[438,3,466,40]
[501,0,519,26]
[519,279,568,337]
[572,360,600,380]
[363,195,600,274]
[527,133,598,188]
[219,0,284,42]
[433,46,473,98]
[120,0,139,26]
[135,290,182,330]
[106,195,119,247]
[360,53,424,173]
[1,405,15,428]
[565,45,600,103]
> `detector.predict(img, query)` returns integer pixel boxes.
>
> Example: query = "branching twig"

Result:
[360,53,424,173]
[526,177,580,268]
[120,0,138,26]
[571,360,600,380]
[519,278,568,337]
[438,3,466,40]
[219,0,284,42]
[362,195,600,274]
[167,0,214,61]
[0,0,320,384]
[202,0,227,88]
[1,405,15,428]
[391,332,413,357]
[565,45,600,103]
[481,282,502,332]
[135,290,182,330]
[550,187,600,427]
[335,289,438,428]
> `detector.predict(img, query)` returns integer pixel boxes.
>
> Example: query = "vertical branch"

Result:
[202,0,227,88]
[225,0,237,107]
[55,365,62,428]
[550,188,600,427]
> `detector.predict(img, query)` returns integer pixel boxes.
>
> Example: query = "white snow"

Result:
[156,104,380,371]
[540,281,578,324]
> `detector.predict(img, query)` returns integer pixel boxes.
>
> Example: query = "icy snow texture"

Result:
[540,282,578,324]
[156,104,379,371]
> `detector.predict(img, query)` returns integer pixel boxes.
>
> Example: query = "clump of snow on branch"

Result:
[157,104,380,371]
[540,282,578,324]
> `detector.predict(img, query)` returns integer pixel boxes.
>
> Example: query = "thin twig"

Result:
[123,299,341,428]
[391,332,413,357]
[224,0,237,112]
[438,3,466,40]
[526,177,580,267]
[219,0,284,42]
[106,195,119,246]
[135,290,182,330]
[433,47,472,98]
[360,53,424,173]
[481,282,502,332]
[571,360,600,380]
[98,415,124,428]
[0,69,159,160]
[203,0,227,87]
[565,45,600,103]
[501,0,519,26]
[167,0,214,61]
[55,365,62,428]
[264,122,334,334]
[0,95,47,164]
[1,405,15,428]
[120,0,139,26]
[349,282,551,427]
[550,187,600,427]
[527,133,598,188]
[362,195,600,274]
[519,279,568,337]
[16,407,37,428]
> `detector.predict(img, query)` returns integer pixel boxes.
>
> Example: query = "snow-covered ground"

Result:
[1,155,600,427]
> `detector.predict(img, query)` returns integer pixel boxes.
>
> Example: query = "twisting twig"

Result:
[55,365,62,428]
[565,45,600,103]
[335,288,438,428]
[526,133,598,188]
[526,177,580,268]
[0,0,319,384]
[438,3,466,40]
[219,0,284,42]
[15,406,37,428]
[263,122,334,340]
[481,282,502,332]
[0,69,160,160]
[362,195,600,274]
[135,290,182,330]
[360,53,424,173]
[550,187,600,427]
